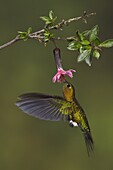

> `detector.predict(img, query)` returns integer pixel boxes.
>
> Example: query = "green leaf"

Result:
[89,25,99,41]
[81,40,90,45]
[79,45,91,53]
[76,31,84,41]
[18,27,32,41]
[82,30,90,37]
[99,39,113,48]
[27,27,32,34]
[93,50,100,59]
[40,16,50,22]
[67,41,81,51]
[79,46,84,53]
[43,29,54,42]
[49,10,54,19]
[40,16,52,25]
[85,55,92,66]
[49,10,57,22]
[18,31,28,40]
[77,49,91,62]
[40,11,57,25]
[93,38,100,46]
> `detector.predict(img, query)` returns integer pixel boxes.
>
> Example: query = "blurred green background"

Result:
[0,0,113,170]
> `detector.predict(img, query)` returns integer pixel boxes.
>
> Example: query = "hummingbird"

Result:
[16,82,94,155]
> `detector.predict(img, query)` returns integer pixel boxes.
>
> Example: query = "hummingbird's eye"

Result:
[67,84,71,88]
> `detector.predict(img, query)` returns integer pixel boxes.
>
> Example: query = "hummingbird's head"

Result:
[63,82,75,102]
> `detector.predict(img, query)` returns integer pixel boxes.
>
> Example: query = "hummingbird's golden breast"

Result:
[63,82,75,102]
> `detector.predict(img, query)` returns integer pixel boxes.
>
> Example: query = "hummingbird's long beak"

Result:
[63,79,70,84]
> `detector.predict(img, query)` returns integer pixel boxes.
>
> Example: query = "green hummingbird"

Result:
[16,82,94,155]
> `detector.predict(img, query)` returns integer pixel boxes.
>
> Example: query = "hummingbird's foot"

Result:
[69,120,78,127]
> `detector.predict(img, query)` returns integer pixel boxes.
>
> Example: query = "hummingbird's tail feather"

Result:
[83,129,94,156]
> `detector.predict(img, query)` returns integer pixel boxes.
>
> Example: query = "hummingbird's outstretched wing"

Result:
[16,93,72,121]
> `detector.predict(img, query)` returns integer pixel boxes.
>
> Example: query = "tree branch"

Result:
[0,11,96,50]
[0,35,20,50]
[30,11,96,37]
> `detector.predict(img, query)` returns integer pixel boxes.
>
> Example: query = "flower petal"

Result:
[66,71,73,77]
[66,69,76,78]
[52,75,57,83]
[52,68,76,83]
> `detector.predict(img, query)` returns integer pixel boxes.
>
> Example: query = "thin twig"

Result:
[0,35,20,50]
[30,12,96,37]
[0,11,96,50]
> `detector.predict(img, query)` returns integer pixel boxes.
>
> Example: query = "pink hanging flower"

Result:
[52,67,76,83]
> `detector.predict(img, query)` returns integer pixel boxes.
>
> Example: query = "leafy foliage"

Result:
[43,29,54,43]
[18,27,32,41]
[2,10,113,67]
[99,39,113,48]
[40,10,57,26]
[89,25,99,41]
[67,25,113,66]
